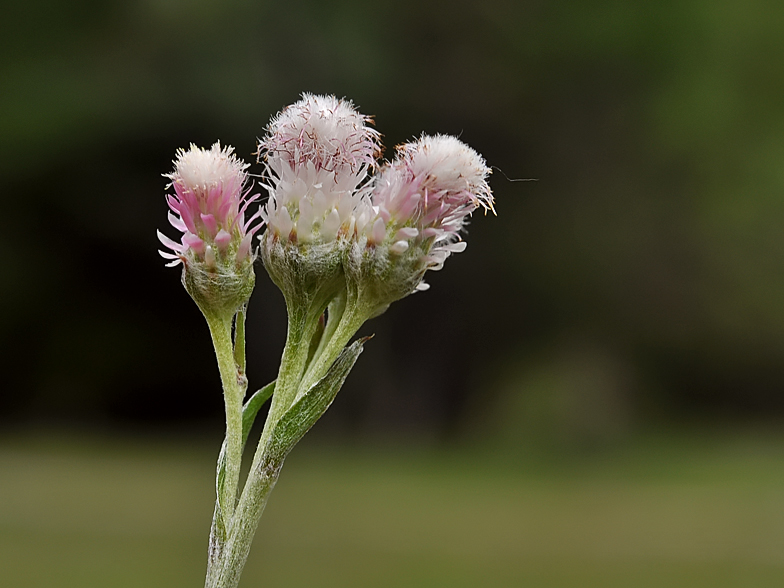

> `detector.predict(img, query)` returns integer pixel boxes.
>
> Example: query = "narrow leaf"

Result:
[266,338,366,463]
[241,381,276,446]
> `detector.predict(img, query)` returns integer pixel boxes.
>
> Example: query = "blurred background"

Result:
[3,0,784,586]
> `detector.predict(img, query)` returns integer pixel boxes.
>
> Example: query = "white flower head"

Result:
[394,134,493,215]
[258,94,381,246]
[260,93,381,177]
[171,142,249,193]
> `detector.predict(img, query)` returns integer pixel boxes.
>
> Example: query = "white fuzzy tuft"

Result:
[396,134,493,213]
[169,142,248,191]
[260,93,381,176]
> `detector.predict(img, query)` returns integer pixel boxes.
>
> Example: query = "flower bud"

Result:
[347,134,493,309]
[158,143,261,318]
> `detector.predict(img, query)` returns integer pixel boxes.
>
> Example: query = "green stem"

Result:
[204,301,320,588]
[204,280,343,587]
[204,452,283,588]
[297,292,370,400]
[307,289,346,371]
[233,306,247,373]
[206,314,244,522]
[256,299,319,452]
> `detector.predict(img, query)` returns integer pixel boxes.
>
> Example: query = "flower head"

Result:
[158,142,261,266]
[256,95,382,318]
[158,143,261,317]
[350,134,493,298]
[258,94,381,246]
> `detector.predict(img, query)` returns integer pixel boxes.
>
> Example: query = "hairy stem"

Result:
[233,306,247,373]
[307,289,347,373]
[256,295,322,453]
[206,314,244,522]
[204,453,283,588]
[297,292,369,400]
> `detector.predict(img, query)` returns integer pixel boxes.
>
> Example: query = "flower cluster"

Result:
[254,96,492,316]
[157,95,496,588]
[159,98,492,314]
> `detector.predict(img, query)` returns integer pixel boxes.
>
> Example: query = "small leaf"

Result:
[266,338,366,463]
[241,381,276,446]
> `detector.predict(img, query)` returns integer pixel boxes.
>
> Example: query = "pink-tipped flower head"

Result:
[158,142,261,266]
[349,134,493,299]
[158,143,261,318]
[258,94,381,245]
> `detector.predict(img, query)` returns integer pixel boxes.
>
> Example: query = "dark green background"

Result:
[4,0,784,443]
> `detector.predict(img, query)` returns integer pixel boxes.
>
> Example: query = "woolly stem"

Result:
[203,450,283,588]
[258,304,312,446]
[205,314,245,522]
[297,290,370,400]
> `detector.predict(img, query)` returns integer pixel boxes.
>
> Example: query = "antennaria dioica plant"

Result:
[157,94,494,588]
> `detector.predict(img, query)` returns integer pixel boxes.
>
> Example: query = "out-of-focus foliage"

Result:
[3,0,784,443]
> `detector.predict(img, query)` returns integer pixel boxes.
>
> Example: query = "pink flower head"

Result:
[158,143,262,267]
[258,94,381,244]
[357,134,493,289]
